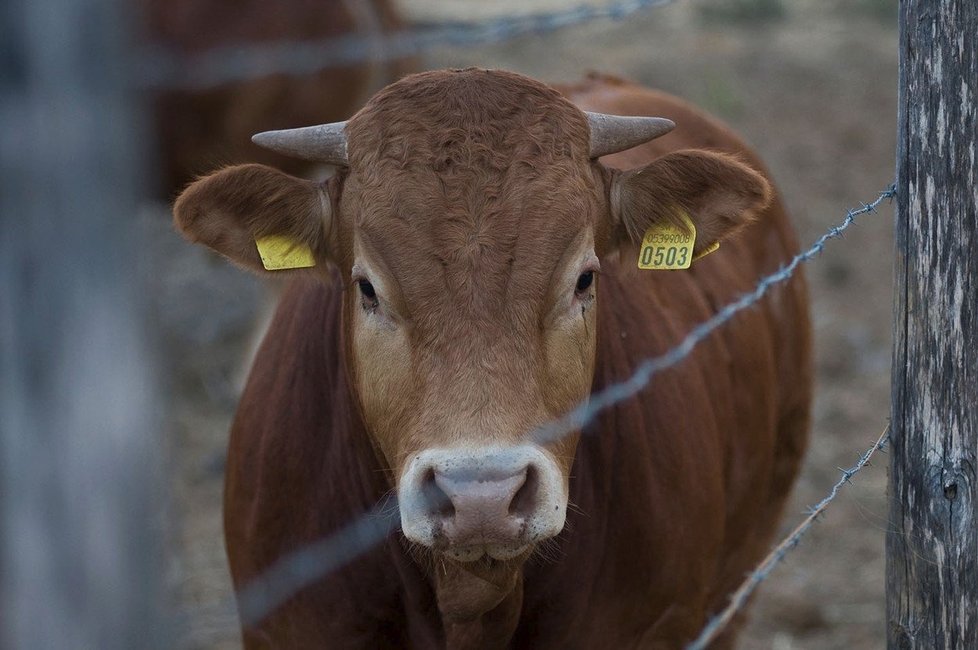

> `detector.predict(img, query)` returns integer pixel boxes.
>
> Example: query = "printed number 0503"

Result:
[640,245,688,267]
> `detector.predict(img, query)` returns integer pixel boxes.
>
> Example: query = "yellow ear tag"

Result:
[638,210,697,270]
[255,235,316,271]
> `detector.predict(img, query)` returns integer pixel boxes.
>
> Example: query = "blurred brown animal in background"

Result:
[146,0,414,195]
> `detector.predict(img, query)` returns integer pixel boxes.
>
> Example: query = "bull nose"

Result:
[399,446,567,560]
[427,465,536,545]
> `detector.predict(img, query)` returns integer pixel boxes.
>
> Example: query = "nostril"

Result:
[508,464,539,518]
[421,468,454,519]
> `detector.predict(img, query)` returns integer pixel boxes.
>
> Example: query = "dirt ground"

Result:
[156,2,899,647]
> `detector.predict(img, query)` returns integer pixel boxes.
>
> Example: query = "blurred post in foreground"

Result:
[0,0,165,648]
[888,0,978,647]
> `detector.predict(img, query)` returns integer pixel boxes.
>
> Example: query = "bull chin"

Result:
[432,552,528,623]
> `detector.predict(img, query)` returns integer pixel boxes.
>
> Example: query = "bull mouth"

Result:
[443,548,530,571]
[430,514,535,563]
[436,539,533,563]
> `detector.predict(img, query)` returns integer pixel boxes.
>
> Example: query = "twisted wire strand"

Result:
[229,183,897,627]
[139,0,676,90]
[531,183,897,445]
[686,424,891,650]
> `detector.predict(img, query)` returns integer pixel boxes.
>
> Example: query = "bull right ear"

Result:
[606,150,771,258]
[173,164,333,275]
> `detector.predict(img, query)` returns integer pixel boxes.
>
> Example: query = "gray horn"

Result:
[585,112,675,159]
[251,122,349,165]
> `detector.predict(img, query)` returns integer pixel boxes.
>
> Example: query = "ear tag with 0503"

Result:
[637,210,719,270]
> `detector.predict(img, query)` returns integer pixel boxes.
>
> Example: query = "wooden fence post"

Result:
[0,0,165,648]
[888,1,978,647]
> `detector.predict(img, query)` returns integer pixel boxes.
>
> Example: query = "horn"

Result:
[585,112,675,159]
[251,122,349,165]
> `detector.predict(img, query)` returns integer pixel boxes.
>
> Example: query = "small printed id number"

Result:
[639,244,690,269]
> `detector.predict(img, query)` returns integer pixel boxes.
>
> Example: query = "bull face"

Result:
[173,69,769,620]
[338,81,606,574]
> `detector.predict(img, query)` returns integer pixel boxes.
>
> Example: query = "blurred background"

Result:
[2,0,898,648]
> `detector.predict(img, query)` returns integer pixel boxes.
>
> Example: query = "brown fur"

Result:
[174,69,812,648]
[146,0,414,196]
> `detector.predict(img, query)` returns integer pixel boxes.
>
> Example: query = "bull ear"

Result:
[608,150,772,258]
[173,164,333,275]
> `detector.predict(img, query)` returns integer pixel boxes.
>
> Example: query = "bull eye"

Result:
[575,271,594,294]
[357,279,376,299]
[356,279,378,311]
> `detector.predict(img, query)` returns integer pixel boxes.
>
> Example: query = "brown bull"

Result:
[174,69,812,648]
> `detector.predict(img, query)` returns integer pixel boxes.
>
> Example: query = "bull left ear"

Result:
[607,150,772,257]
[173,164,334,275]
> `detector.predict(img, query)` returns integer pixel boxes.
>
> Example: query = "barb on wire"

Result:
[685,425,892,650]
[140,0,675,90]
[228,184,897,627]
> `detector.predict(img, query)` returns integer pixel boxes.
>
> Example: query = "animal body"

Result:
[147,0,412,195]
[174,69,812,649]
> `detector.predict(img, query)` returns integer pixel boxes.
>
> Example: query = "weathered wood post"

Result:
[0,0,165,648]
[888,1,978,647]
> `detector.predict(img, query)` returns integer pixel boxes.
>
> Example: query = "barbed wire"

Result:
[531,182,898,446]
[223,183,897,628]
[235,496,399,627]
[139,0,676,91]
[686,424,891,650]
